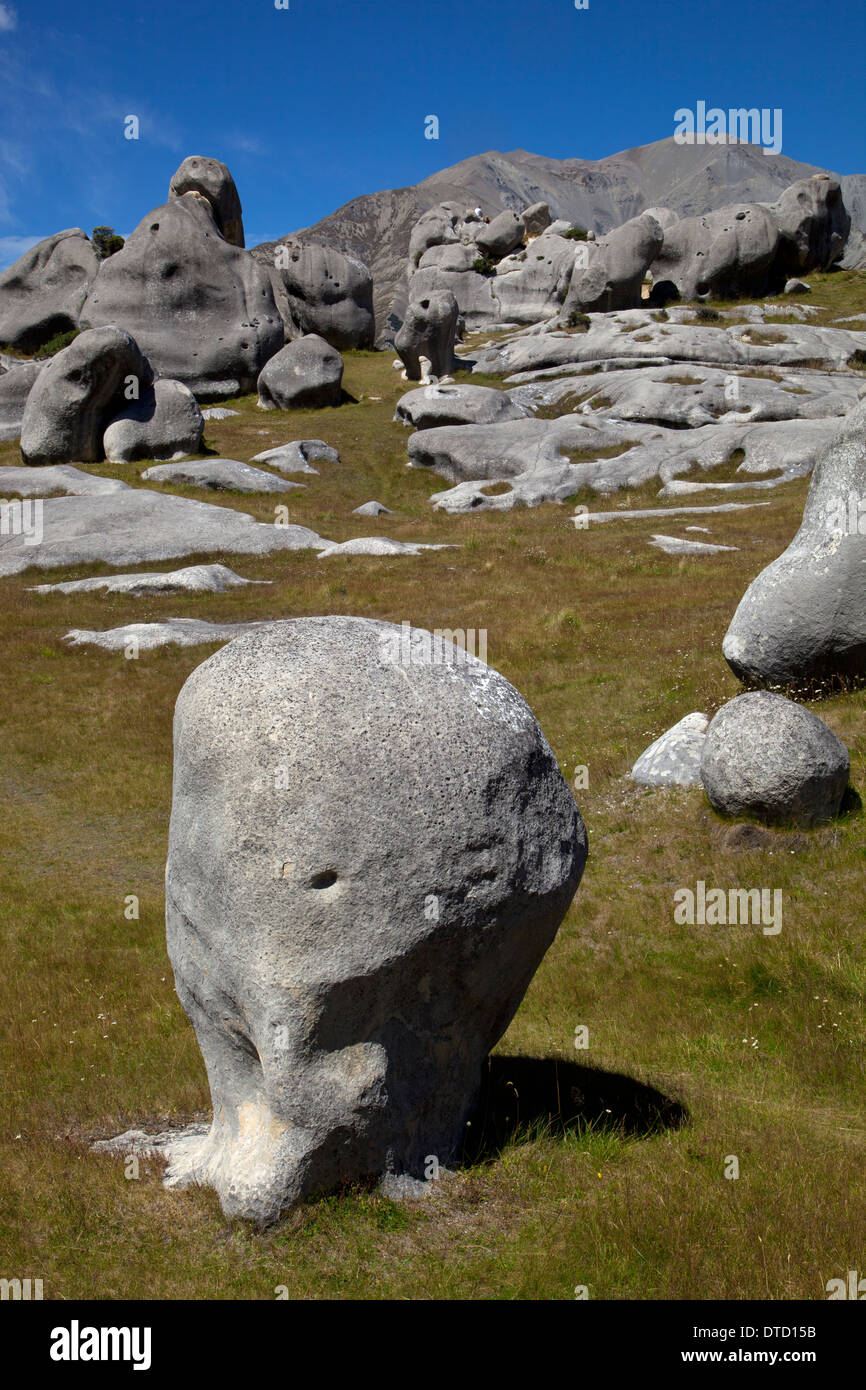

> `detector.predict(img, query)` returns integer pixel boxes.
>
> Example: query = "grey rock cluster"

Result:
[18,326,203,468]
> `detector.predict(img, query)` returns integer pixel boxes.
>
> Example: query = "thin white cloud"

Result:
[0,234,46,270]
[0,5,17,33]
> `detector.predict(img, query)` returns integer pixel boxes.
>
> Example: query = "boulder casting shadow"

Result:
[460,1054,688,1165]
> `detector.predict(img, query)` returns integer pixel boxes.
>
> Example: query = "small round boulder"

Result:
[700,691,849,827]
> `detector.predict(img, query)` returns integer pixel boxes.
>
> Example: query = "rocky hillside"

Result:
[253,137,866,341]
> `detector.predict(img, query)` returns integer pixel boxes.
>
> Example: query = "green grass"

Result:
[0,345,864,1300]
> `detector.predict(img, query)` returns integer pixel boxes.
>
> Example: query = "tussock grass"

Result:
[0,345,864,1300]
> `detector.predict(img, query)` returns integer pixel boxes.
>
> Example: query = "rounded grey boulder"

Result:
[103,378,204,463]
[723,397,866,687]
[523,202,552,238]
[700,692,849,827]
[265,240,374,350]
[256,334,344,410]
[476,210,525,259]
[168,155,245,247]
[0,229,99,353]
[394,383,528,430]
[20,326,154,466]
[395,290,459,381]
[164,616,587,1224]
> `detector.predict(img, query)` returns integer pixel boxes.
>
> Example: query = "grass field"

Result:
[1,285,864,1299]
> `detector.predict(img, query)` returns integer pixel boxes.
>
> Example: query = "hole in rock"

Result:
[309,870,338,890]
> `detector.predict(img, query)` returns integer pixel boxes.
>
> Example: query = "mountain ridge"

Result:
[252,137,866,342]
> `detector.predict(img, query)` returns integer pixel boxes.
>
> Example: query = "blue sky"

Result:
[0,0,863,267]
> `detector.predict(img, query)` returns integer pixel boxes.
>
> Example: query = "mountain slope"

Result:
[253,137,866,342]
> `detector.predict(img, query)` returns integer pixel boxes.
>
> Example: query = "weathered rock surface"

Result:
[20,326,154,466]
[395,290,459,381]
[317,537,450,557]
[523,202,552,237]
[700,692,849,826]
[723,398,866,687]
[81,195,282,398]
[65,617,272,651]
[0,489,326,577]
[395,383,529,430]
[476,209,525,259]
[559,212,664,317]
[251,440,339,473]
[0,464,128,497]
[258,240,375,349]
[103,379,204,463]
[162,616,587,1222]
[168,155,245,247]
[32,563,267,596]
[257,335,343,410]
[630,712,708,787]
[352,500,393,516]
[0,360,46,439]
[0,230,99,352]
[141,458,302,493]
[648,533,738,555]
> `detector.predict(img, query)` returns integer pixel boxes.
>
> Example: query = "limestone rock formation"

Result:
[168,155,245,247]
[103,379,204,464]
[162,616,586,1223]
[395,290,459,381]
[0,230,99,352]
[723,397,866,687]
[80,195,282,399]
[20,326,153,466]
[256,335,344,410]
[700,692,849,827]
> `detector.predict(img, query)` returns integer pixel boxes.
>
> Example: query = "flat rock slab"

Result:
[576,501,772,526]
[141,458,303,493]
[0,489,327,578]
[201,408,240,420]
[65,617,277,651]
[649,534,739,555]
[0,465,130,497]
[250,440,340,474]
[30,563,268,596]
[395,383,529,430]
[630,712,708,787]
[317,537,453,557]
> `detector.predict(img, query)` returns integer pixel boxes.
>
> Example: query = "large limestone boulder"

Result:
[257,334,344,410]
[168,156,245,247]
[559,212,665,317]
[162,616,587,1223]
[523,202,552,238]
[409,202,471,267]
[103,378,204,463]
[0,230,99,352]
[769,174,850,278]
[476,209,525,259]
[394,383,529,430]
[700,692,849,827]
[0,360,45,439]
[20,326,153,466]
[265,240,374,349]
[80,195,283,399]
[395,290,459,381]
[649,204,781,301]
[723,397,866,688]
